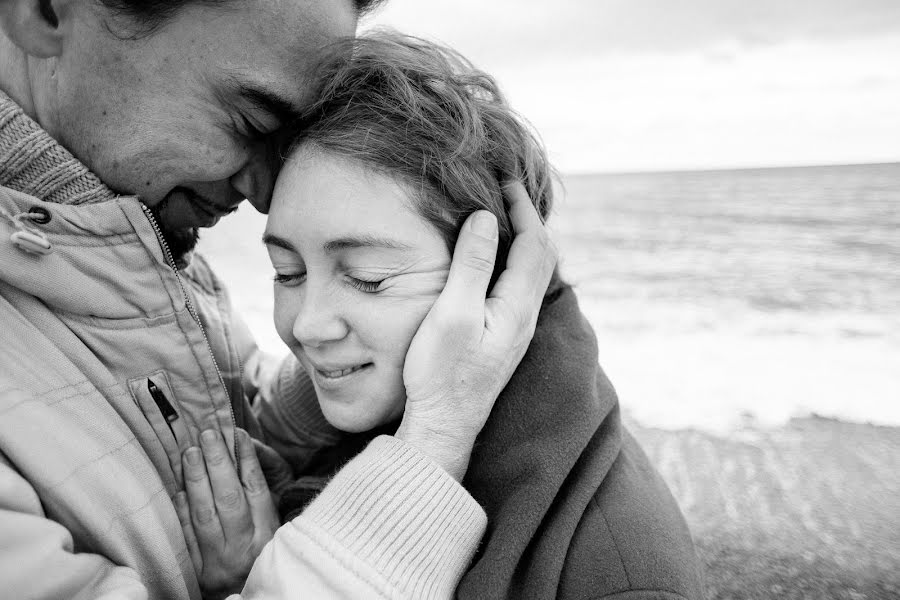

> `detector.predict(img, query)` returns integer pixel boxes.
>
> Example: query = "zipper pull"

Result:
[148,379,179,434]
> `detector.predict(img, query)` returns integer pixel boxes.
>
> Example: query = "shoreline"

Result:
[626,411,900,436]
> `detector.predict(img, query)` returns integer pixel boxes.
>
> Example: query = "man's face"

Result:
[46,0,356,251]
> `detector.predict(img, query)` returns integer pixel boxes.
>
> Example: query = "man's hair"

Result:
[97,0,384,34]
[283,32,554,281]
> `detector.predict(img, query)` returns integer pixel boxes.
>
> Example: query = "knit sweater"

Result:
[281,276,705,599]
[0,89,486,600]
[0,93,115,205]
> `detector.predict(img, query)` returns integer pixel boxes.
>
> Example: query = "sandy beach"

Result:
[630,416,900,599]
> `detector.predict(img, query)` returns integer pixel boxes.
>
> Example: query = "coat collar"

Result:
[0,185,182,320]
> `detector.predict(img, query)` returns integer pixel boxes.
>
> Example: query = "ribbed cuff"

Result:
[299,435,486,599]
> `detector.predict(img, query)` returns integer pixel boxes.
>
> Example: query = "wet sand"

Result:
[630,417,900,599]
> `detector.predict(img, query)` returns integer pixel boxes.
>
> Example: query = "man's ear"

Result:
[0,0,73,58]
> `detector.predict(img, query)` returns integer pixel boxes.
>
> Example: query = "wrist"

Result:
[394,417,477,482]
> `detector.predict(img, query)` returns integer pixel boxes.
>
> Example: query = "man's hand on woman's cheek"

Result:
[397,182,558,481]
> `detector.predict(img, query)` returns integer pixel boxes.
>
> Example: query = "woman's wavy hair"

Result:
[281,31,555,282]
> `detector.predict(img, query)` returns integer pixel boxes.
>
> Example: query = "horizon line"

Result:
[564,159,900,178]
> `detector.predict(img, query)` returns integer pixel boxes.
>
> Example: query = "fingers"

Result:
[199,429,252,544]
[182,445,225,555]
[173,491,202,573]
[169,418,194,487]
[437,210,499,322]
[492,181,557,310]
[237,430,280,535]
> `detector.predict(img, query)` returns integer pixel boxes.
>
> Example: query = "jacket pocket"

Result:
[128,371,194,492]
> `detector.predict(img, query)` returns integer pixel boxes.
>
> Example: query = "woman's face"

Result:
[265,148,451,432]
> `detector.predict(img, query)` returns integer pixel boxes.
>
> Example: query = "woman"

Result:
[184,32,703,599]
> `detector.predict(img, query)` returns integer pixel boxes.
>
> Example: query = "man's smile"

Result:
[161,187,240,229]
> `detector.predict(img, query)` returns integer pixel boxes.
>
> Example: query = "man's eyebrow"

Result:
[235,81,301,123]
[324,235,413,253]
[262,233,297,252]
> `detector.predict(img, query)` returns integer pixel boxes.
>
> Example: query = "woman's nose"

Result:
[292,287,350,348]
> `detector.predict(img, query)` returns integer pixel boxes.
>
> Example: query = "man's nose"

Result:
[292,286,350,349]
[230,144,276,213]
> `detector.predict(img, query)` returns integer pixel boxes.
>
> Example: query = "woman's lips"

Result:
[312,363,373,389]
[319,365,367,378]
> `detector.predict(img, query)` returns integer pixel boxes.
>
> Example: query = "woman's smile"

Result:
[309,360,374,391]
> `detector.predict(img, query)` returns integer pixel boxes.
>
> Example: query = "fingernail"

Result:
[470,211,498,240]
[236,429,250,454]
[185,447,202,466]
[201,429,218,444]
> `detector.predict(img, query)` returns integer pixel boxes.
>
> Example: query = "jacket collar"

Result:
[0,186,180,319]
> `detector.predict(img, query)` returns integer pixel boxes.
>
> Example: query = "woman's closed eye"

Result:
[347,275,386,293]
[273,271,306,286]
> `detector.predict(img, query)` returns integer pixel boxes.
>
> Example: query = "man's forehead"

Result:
[231,0,358,45]
[195,0,358,110]
[173,0,357,61]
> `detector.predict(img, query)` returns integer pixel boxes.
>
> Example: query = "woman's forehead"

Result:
[267,152,447,255]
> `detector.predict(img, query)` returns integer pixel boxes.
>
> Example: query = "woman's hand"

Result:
[174,428,280,600]
[399,182,557,480]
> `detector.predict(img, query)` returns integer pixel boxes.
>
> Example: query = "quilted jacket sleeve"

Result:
[0,456,148,600]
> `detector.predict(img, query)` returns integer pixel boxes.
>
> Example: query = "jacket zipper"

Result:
[140,203,239,468]
[148,379,179,436]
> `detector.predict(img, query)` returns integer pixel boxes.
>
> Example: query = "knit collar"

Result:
[0,90,117,205]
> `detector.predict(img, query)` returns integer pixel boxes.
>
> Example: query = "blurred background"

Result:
[200,1,900,597]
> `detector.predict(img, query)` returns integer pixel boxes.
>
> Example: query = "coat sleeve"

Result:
[234,435,486,600]
[0,456,148,600]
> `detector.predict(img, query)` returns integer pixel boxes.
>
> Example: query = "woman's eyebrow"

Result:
[324,235,413,253]
[262,233,296,252]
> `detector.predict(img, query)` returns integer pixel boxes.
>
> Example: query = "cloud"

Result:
[363,1,900,172]
[367,0,900,60]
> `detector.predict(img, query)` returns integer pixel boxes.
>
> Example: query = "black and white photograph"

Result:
[1,0,897,598]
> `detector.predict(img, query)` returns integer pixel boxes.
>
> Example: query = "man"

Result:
[0,0,556,598]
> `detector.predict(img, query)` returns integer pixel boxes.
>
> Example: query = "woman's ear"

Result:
[0,0,72,58]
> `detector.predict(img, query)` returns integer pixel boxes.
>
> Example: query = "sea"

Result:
[198,162,900,433]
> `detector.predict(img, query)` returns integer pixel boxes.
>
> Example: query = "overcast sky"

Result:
[362,0,900,173]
